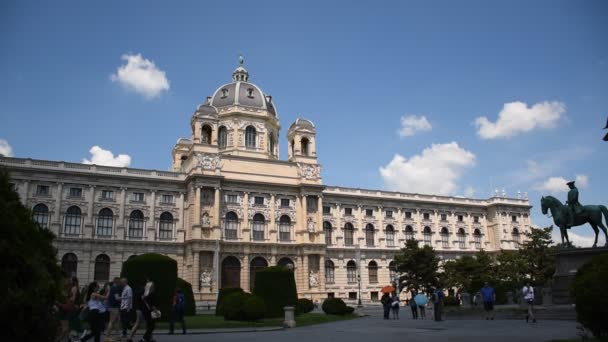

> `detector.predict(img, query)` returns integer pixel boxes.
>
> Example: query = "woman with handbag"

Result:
[522,282,536,323]
[141,276,157,342]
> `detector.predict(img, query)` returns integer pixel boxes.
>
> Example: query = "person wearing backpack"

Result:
[169,288,187,334]
[380,292,391,319]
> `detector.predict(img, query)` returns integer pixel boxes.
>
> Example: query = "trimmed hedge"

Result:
[120,253,177,321]
[253,266,298,318]
[176,277,196,316]
[243,295,266,321]
[216,287,244,316]
[571,253,608,338]
[322,298,353,315]
[223,292,251,321]
[297,298,315,314]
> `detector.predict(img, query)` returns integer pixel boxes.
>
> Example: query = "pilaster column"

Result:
[213,187,221,226]
[193,251,200,295]
[88,185,95,225]
[149,190,156,241]
[295,196,301,232]
[195,186,201,226]
[319,255,326,291]
[301,194,307,233]
[242,192,250,241]
[377,205,383,247]
[242,254,250,292]
[336,203,342,246]
[356,204,363,246]
[179,192,185,241]
[213,242,220,293]
[396,207,403,242]
[270,193,276,242]
[21,180,30,202]
[119,188,126,223]
[54,182,63,224]
[317,195,323,233]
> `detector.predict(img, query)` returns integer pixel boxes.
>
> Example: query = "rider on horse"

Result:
[566,181,583,227]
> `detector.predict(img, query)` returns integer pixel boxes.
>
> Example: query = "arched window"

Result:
[323,221,332,245]
[252,213,265,241]
[94,254,110,281]
[423,226,432,246]
[291,139,295,158]
[245,125,256,148]
[221,256,241,289]
[277,257,295,271]
[250,257,268,291]
[457,228,466,249]
[301,137,309,156]
[96,208,113,237]
[368,261,378,283]
[268,133,275,155]
[32,203,49,229]
[279,215,291,242]
[63,206,81,235]
[365,224,375,247]
[385,225,395,247]
[324,260,335,284]
[473,229,482,249]
[440,227,449,248]
[159,212,174,240]
[61,253,78,277]
[512,228,520,246]
[201,125,212,144]
[128,210,144,239]
[218,126,228,148]
[347,260,357,284]
[405,225,414,240]
[224,212,238,240]
[344,222,354,246]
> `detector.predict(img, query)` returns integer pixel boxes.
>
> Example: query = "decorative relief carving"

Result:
[297,163,321,180]
[309,270,318,287]
[202,212,211,227]
[195,153,222,170]
[307,217,315,232]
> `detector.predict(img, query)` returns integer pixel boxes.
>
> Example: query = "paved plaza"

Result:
[153,314,579,342]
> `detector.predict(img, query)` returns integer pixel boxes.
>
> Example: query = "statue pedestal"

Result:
[283,306,296,328]
[552,247,608,304]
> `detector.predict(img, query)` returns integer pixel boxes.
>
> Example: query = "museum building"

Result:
[1,61,532,302]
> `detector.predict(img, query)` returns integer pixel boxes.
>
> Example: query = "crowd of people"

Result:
[55,275,187,342]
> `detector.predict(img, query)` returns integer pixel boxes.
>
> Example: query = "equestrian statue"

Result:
[540,180,608,248]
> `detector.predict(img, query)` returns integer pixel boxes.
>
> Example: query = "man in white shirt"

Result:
[119,278,133,338]
[522,282,536,323]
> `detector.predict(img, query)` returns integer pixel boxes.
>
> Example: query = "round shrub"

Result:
[121,253,177,321]
[243,295,266,321]
[297,298,315,314]
[322,298,352,315]
[176,277,196,316]
[216,287,244,316]
[223,292,251,321]
[252,266,298,318]
[571,253,608,338]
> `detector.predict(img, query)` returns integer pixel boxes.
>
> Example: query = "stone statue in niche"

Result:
[309,270,318,287]
[307,217,315,232]
[202,213,211,227]
[200,270,211,287]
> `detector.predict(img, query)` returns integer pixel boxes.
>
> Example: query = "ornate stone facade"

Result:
[1,61,531,303]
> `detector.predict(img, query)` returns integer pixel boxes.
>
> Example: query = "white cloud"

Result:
[379,142,476,195]
[110,53,170,98]
[551,229,596,248]
[82,146,131,167]
[534,174,588,194]
[464,186,476,198]
[475,101,565,139]
[0,139,13,157]
[398,115,432,137]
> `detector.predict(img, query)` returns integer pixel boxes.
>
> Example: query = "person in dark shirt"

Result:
[480,282,496,320]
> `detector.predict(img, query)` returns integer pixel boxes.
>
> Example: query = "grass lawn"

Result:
[156,313,359,330]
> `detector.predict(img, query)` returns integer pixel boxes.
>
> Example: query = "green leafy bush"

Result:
[297,298,315,314]
[120,253,177,321]
[253,266,298,318]
[216,287,244,316]
[571,253,608,338]
[443,296,460,306]
[223,292,251,321]
[322,298,353,315]
[176,278,196,316]
[243,295,266,321]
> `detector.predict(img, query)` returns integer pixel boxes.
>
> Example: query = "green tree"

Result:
[494,249,528,290]
[393,239,439,292]
[441,250,494,293]
[519,227,555,286]
[0,170,63,341]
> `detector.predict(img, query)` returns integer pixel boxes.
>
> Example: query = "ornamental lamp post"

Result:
[357,273,362,307]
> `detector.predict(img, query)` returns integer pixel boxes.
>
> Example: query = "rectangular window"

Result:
[441,214,447,221]
[512,215,517,222]
[254,196,264,205]
[131,192,145,202]
[327,292,335,299]
[279,222,291,241]
[323,206,331,215]
[344,229,353,246]
[161,194,174,204]
[36,185,50,196]
[370,291,379,301]
[348,292,357,300]
[405,211,412,219]
[458,215,464,222]
[227,194,238,204]
[69,187,82,198]
[8,183,17,192]
[385,210,393,218]
[474,216,479,223]
[365,209,373,217]
[101,190,114,200]
[280,198,290,207]
[344,207,353,216]
[423,213,430,220]
[386,230,395,247]
[307,197,317,211]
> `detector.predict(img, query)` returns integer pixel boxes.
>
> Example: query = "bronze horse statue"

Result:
[541,196,608,247]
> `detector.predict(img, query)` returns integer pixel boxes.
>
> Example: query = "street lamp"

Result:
[357,274,362,307]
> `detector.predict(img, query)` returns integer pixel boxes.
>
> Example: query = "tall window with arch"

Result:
[457,228,466,249]
[385,225,395,247]
[301,137,309,156]
[201,125,212,144]
[63,206,82,236]
[61,253,78,277]
[423,226,432,246]
[365,224,375,247]
[368,261,378,283]
[96,208,113,237]
[344,222,354,246]
[512,228,521,246]
[94,254,110,282]
[32,203,49,229]
[324,259,335,284]
[473,229,482,249]
[249,257,268,291]
[252,213,265,241]
[440,227,449,248]
[224,212,238,240]
[323,221,332,245]
[245,125,256,148]
[405,225,414,240]
[279,215,291,242]
[128,210,145,239]
[347,260,357,284]
[159,212,174,240]
[268,133,275,156]
[218,126,228,148]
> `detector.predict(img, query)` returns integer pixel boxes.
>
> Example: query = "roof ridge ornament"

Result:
[232,54,249,82]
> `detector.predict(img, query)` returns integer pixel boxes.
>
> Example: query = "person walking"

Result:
[409,291,418,319]
[522,282,536,323]
[79,282,107,342]
[141,276,157,342]
[169,288,187,334]
[68,277,84,340]
[380,292,391,319]
[104,278,122,341]
[390,292,400,319]
[480,282,496,320]
[433,287,445,322]
[118,278,133,339]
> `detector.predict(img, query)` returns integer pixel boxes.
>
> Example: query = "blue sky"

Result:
[1,0,607,245]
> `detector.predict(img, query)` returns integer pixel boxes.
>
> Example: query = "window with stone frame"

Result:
[440,213,447,221]
[63,206,81,235]
[423,226,432,246]
[440,227,449,248]
[344,222,354,246]
[473,215,479,223]
[323,221,332,245]
[159,212,174,240]
[36,184,50,196]
[96,208,113,237]
[457,228,466,249]
[69,187,82,198]
[323,206,331,215]
[279,215,291,242]
[252,213,265,241]
[385,225,395,247]
[218,126,228,148]
[368,261,378,283]
[131,192,145,202]
[254,196,265,206]
[128,210,145,239]
[365,209,374,217]
[101,190,114,201]
[280,198,290,207]
[405,211,412,219]
[324,260,335,284]
[347,260,357,284]
[94,254,110,281]
[405,225,414,240]
[344,207,353,216]
[226,194,238,204]
[423,212,430,221]
[161,194,175,204]
[365,224,375,247]
[473,229,482,249]
[224,212,239,240]
[32,203,49,229]
[385,210,393,218]
[245,125,256,148]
